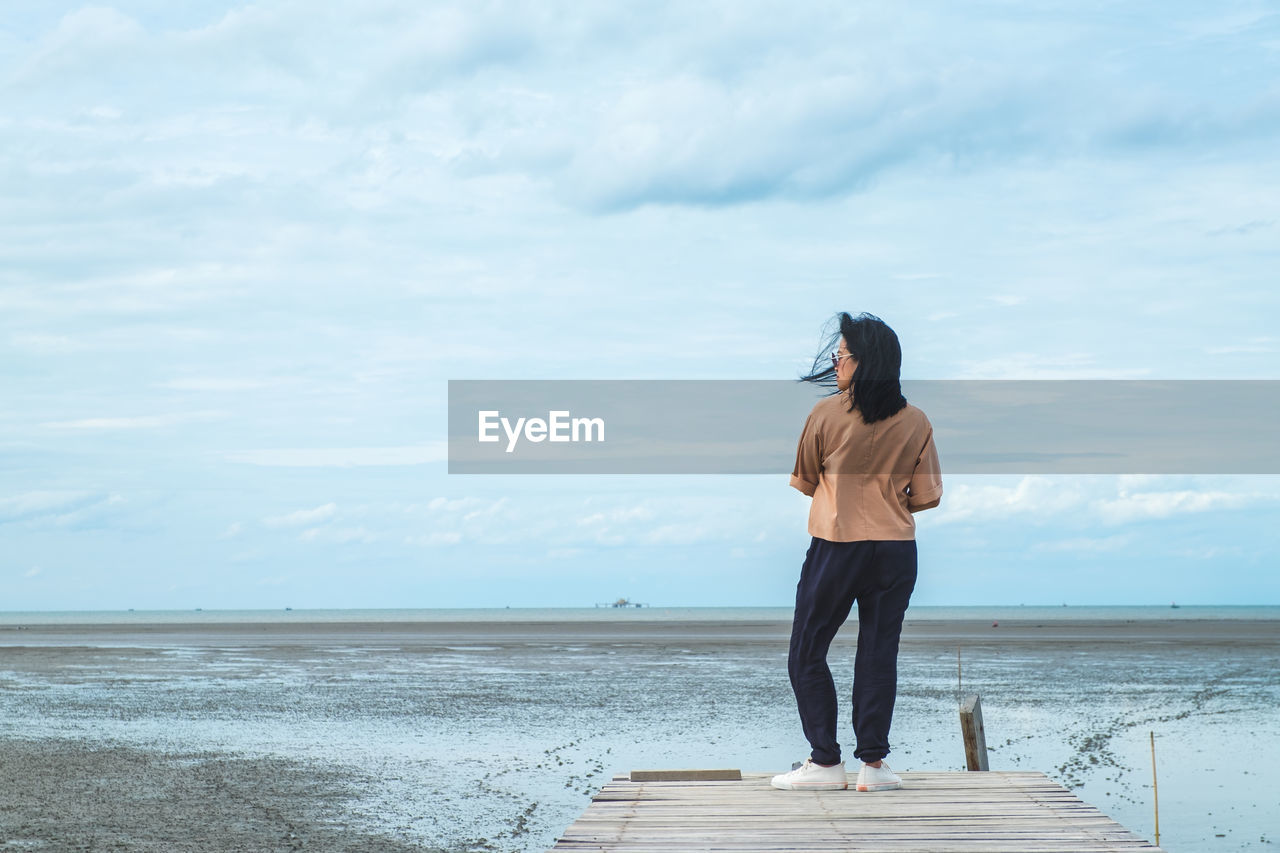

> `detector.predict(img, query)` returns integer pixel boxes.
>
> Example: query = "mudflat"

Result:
[1,617,1276,851]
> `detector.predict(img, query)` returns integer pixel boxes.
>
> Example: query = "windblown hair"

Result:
[797,311,908,424]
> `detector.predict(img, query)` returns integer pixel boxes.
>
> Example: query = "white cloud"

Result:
[263,503,337,528]
[86,105,123,121]
[0,491,125,527]
[1171,544,1247,560]
[1094,489,1255,524]
[14,7,145,85]
[931,476,1090,525]
[225,444,446,467]
[393,493,794,549]
[1204,336,1277,355]
[9,333,88,353]
[42,411,226,430]
[986,293,1026,306]
[1,491,93,519]
[577,505,655,526]
[931,475,1280,528]
[159,377,273,391]
[299,525,377,544]
[952,354,1152,380]
[1032,534,1133,553]
[7,2,1272,225]
[426,496,495,513]
[406,531,463,546]
[463,496,508,522]
[644,522,712,546]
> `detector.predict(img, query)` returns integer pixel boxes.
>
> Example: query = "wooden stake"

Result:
[1150,731,1160,848]
[959,693,989,771]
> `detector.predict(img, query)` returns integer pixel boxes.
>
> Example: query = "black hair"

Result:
[797,311,908,423]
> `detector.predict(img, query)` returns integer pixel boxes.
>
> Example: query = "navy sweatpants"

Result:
[787,536,917,766]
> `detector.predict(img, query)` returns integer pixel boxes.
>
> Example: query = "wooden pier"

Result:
[551,770,1164,852]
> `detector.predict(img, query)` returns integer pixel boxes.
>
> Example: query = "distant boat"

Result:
[1170,601,1180,609]
[596,597,648,608]
[285,607,292,611]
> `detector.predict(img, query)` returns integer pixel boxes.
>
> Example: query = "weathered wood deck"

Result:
[551,771,1164,852]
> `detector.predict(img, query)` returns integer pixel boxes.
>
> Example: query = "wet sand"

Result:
[0,738,442,853]
[2,618,1277,851]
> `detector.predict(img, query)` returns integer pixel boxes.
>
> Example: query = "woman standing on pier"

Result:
[772,312,943,793]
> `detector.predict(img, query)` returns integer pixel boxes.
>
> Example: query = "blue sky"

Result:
[3,1,1278,609]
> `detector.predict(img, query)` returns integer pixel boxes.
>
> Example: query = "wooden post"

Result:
[959,693,989,771]
[1149,731,1160,847]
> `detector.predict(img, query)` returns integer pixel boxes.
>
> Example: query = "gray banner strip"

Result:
[447,380,1280,474]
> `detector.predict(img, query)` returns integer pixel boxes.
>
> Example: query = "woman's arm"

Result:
[906,424,943,512]
[790,407,821,497]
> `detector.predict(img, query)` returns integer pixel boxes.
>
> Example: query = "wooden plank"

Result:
[550,770,1163,852]
[628,768,742,782]
[960,693,990,771]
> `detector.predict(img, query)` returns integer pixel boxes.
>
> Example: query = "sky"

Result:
[2,1,1278,610]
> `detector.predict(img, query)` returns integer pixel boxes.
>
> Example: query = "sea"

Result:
[2,603,1277,626]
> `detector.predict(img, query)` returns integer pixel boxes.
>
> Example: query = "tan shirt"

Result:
[790,391,943,541]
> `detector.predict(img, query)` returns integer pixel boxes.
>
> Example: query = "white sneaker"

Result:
[770,758,847,790]
[855,761,902,791]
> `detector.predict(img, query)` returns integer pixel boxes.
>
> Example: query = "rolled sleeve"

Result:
[789,407,821,497]
[907,424,943,511]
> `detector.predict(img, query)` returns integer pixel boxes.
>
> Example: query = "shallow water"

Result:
[1,618,1277,851]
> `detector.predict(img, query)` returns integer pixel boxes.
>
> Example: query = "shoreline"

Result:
[3,617,1276,648]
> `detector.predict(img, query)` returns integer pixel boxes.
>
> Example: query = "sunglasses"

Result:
[830,352,855,370]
